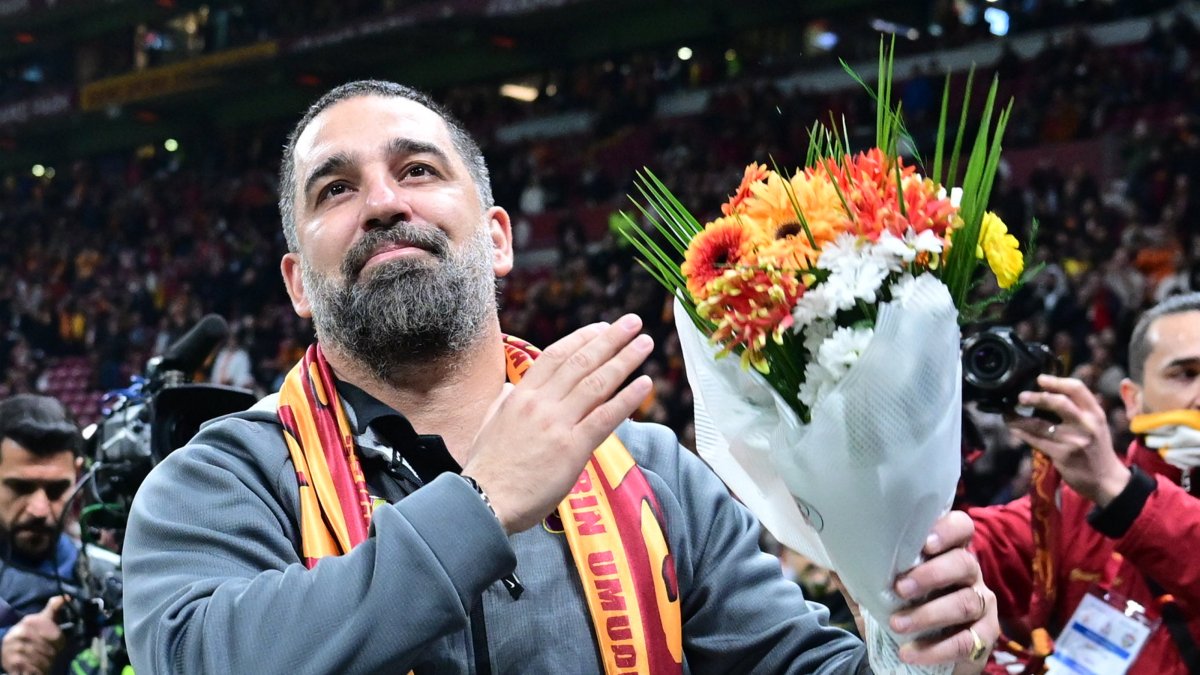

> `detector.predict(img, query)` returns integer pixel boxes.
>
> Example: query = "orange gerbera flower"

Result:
[699,265,803,373]
[722,162,770,216]
[740,170,845,269]
[681,216,758,301]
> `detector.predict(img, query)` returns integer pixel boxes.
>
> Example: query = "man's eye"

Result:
[318,183,350,202]
[45,484,69,501]
[405,164,435,178]
[6,482,34,496]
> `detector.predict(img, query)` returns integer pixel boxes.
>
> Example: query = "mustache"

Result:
[13,520,55,536]
[342,225,451,280]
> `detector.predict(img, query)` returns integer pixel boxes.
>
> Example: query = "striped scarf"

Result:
[277,338,682,674]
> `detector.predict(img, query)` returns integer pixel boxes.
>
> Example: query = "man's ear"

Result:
[1119,377,1143,420]
[281,253,313,318]
[487,206,514,278]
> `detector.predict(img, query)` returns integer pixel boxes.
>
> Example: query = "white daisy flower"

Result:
[792,285,838,329]
[815,233,864,273]
[886,272,922,306]
[798,360,834,408]
[816,325,875,380]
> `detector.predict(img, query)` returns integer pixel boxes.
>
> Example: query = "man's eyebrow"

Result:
[301,139,451,202]
[3,477,70,486]
[1162,355,1200,371]
[386,138,451,166]
[302,151,354,202]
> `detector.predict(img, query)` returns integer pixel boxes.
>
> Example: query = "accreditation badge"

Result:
[1045,586,1160,675]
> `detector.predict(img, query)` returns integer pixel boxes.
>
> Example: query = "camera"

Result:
[87,314,258,513]
[962,326,1062,416]
[64,314,257,662]
[58,544,124,665]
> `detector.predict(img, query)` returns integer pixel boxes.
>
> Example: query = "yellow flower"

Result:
[976,211,1023,289]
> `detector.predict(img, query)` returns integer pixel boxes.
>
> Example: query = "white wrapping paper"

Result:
[678,274,962,674]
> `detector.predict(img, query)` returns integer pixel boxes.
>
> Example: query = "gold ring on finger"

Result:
[968,627,988,661]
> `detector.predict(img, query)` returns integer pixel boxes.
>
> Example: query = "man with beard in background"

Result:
[123,81,999,674]
[0,395,82,675]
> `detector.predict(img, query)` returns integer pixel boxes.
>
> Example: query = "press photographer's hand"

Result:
[1008,374,1131,507]
[1,595,67,675]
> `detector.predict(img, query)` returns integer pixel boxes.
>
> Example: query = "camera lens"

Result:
[962,326,1057,412]
[967,339,1013,384]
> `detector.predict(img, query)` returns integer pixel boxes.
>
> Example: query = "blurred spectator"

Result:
[209,332,255,391]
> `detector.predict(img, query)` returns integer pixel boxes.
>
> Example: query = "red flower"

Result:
[700,265,804,373]
[682,216,758,301]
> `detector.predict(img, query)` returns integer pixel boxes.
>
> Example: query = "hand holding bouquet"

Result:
[622,44,1033,673]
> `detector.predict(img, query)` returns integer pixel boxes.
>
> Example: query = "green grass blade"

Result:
[641,169,705,237]
[883,36,895,153]
[769,156,818,250]
[877,37,887,148]
[616,211,687,287]
[820,157,856,229]
[629,193,689,258]
[946,66,975,188]
[806,121,825,167]
[943,75,1004,307]
[932,72,952,185]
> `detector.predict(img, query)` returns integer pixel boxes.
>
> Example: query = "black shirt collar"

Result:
[335,379,411,436]
[333,380,460,483]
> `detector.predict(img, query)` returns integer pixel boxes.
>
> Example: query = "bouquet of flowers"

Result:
[621,44,1032,673]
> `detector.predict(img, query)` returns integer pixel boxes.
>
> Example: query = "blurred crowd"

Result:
[2,0,1183,106]
[2,7,1200,519]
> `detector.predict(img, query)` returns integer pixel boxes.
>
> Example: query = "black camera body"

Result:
[59,544,123,660]
[87,315,257,513]
[962,326,1061,416]
[68,315,257,658]
[90,382,257,512]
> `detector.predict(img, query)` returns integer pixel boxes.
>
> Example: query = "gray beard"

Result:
[302,224,498,382]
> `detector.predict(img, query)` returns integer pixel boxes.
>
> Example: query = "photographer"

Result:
[0,395,82,675]
[969,292,1200,674]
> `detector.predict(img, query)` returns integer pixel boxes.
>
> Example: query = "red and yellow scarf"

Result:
[277,338,682,674]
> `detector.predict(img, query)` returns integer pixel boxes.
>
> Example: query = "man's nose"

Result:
[361,170,413,230]
[24,489,53,519]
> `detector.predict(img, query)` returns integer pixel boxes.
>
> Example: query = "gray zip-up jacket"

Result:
[122,390,869,674]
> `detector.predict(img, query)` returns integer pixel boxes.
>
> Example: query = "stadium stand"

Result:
[1,0,1197,502]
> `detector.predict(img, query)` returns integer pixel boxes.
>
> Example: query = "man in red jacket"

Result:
[971,291,1200,674]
